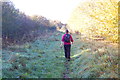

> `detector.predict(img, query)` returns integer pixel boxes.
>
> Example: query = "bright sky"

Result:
[10,0,85,23]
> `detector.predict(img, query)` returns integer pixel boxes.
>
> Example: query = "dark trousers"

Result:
[64,45,71,59]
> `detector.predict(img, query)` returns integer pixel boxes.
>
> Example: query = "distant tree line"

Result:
[2,2,64,47]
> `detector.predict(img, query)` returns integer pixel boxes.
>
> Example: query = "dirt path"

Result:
[63,60,70,78]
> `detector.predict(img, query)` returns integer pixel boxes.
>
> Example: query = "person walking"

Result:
[61,30,74,61]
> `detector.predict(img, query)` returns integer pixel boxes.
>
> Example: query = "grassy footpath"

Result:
[2,31,66,78]
[2,31,119,78]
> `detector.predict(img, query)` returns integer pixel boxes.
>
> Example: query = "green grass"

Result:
[2,31,65,78]
[2,31,118,78]
[69,34,118,78]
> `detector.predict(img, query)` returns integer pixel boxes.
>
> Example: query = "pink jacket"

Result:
[62,33,74,45]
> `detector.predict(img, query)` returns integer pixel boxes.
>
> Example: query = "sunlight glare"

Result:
[10,0,83,23]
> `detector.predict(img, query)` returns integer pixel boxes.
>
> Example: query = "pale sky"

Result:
[10,0,86,23]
